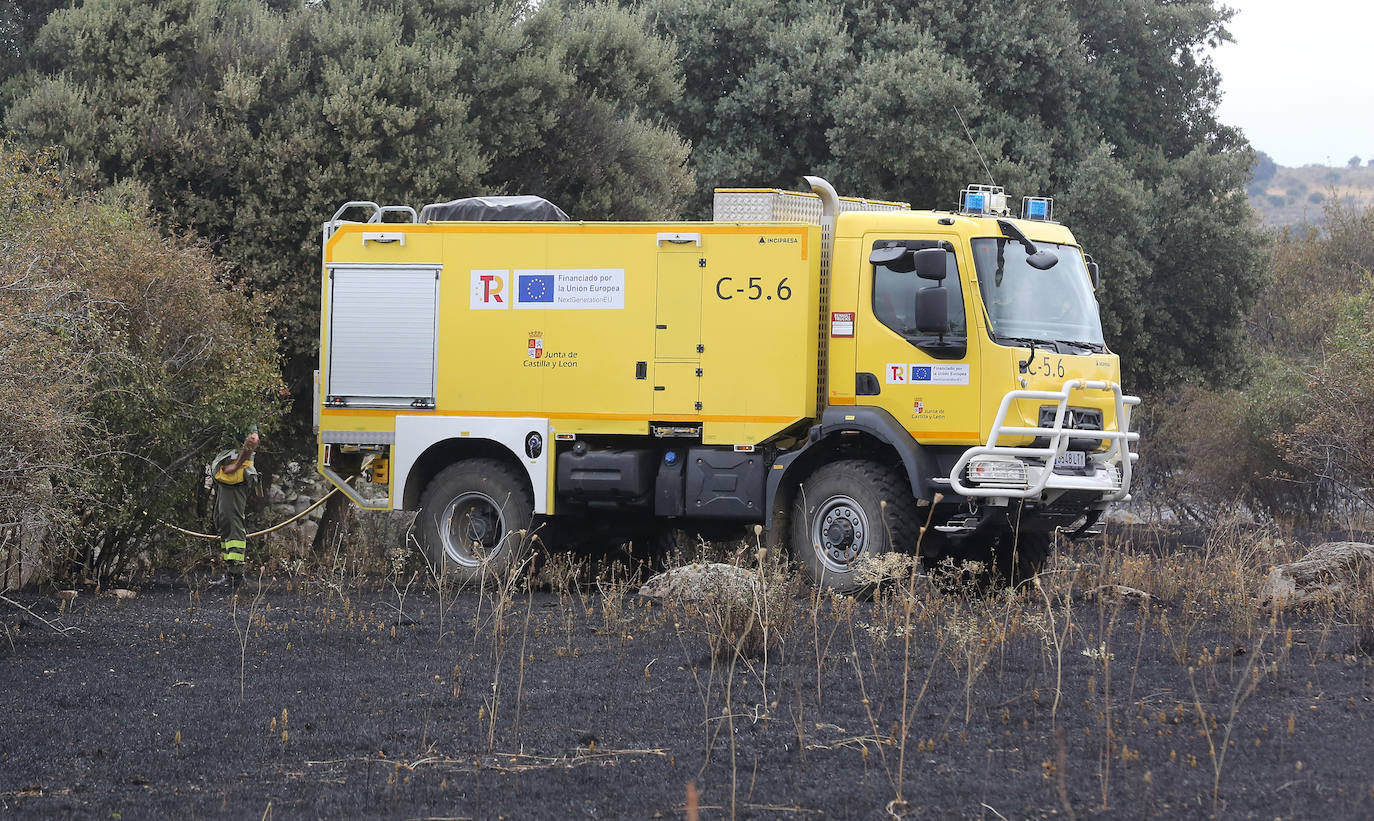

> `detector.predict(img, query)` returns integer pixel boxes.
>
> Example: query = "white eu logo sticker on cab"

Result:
[910,364,970,385]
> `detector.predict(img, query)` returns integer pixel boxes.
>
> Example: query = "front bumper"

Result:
[948,379,1140,502]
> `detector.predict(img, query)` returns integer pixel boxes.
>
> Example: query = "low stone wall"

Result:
[261,463,335,548]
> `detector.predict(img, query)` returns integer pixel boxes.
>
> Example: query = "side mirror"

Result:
[1086,261,1100,290]
[869,245,915,273]
[914,285,949,335]
[1027,249,1059,270]
[913,248,946,281]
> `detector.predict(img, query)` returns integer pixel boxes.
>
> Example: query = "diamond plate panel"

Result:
[713,189,908,224]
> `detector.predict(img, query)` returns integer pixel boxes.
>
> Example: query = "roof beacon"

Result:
[959,184,1007,217]
[1022,196,1053,222]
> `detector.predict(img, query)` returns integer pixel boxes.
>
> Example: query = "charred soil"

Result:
[3,533,1374,819]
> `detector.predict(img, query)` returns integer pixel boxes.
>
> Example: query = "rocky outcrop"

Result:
[1260,542,1374,606]
[638,562,758,602]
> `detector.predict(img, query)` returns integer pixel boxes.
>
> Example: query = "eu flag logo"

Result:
[911,366,932,382]
[519,274,555,303]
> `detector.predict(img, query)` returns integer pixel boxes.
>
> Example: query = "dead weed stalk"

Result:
[230,570,266,704]
[1188,633,1265,814]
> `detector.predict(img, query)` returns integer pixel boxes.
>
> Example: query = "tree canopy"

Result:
[2,0,692,388]
[3,0,1264,397]
[630,0,1264,389]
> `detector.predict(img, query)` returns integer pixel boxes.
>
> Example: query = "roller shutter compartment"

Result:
[326,264,440,408]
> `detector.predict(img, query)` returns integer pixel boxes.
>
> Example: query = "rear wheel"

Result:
[417,459,533,587]
[790,460,918,594]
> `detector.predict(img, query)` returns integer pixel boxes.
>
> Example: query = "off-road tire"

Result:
[790,459,919,595]
[992,530,1051,586]
[925,525,1052,591]
[417,459,533,588]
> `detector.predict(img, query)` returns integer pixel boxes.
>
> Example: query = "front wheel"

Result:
[790,460,918,594]
[923,523,1052,589]
[992,530,1051,585]
[417,459,533,587]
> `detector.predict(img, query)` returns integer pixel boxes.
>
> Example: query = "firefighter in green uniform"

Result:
[209,427,260,587]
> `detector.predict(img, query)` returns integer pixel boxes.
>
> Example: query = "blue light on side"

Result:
[664,451,678,465]
[1027,198,1048,219]
[964,192,986,213]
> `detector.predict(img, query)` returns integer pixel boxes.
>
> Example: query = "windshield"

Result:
[971,238,1105,349]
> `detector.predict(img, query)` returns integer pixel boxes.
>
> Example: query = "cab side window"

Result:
[872,241,966,339]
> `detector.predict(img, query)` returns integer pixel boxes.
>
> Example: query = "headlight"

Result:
[967,459,1029,487]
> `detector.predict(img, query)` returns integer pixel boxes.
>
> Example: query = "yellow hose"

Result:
[158,485,345,541]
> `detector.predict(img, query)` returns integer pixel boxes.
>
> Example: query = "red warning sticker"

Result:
[831,311,855,338]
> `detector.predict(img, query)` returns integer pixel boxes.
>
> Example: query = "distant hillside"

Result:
[1247,154,1374,228]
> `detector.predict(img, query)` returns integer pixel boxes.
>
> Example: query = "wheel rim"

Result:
[438,491,508,569]
[811,494,871,573]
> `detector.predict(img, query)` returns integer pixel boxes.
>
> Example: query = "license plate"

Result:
[1054,450,1085,469]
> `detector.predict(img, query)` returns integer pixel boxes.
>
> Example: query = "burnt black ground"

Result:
[3,561,1373,820]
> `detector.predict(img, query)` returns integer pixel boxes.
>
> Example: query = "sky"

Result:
[1210,0,1374,167]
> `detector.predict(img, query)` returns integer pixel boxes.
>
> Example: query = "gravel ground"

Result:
[3,551,1373,820]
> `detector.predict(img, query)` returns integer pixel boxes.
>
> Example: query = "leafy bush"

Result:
[1139,373,1314,524]
[1281,281,1374,511]
[639,0,1265,391]
[0,145,283,580]
[3,0,692,390]
[1144,203,1374,524]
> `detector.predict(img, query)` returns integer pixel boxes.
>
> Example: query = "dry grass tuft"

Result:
[689,547,799,661]
[1337,563,1374,655]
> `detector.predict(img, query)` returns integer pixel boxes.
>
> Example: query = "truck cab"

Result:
[771,180,1136,586]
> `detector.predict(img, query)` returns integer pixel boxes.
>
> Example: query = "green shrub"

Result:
[1144,203,1374,524]
[1141,370,1314,523]
[0,145,283,580]
[1281,281,1374,512]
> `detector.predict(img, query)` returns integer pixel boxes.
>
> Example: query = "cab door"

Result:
[854,237,981,445]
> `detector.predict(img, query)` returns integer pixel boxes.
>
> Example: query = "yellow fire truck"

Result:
[315,178,1138,592]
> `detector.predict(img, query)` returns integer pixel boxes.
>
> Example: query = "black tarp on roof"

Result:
[419,195,569,222]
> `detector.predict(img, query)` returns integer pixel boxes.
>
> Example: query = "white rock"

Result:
[1106,507,1143,525]
[1260,542,1374,607]
[639,562,757,601]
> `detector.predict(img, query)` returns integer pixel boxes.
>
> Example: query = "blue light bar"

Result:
[960,184,1007,216]
[1021,196,1053,221]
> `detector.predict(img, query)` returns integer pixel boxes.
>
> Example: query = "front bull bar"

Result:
[949,379,1140,501]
